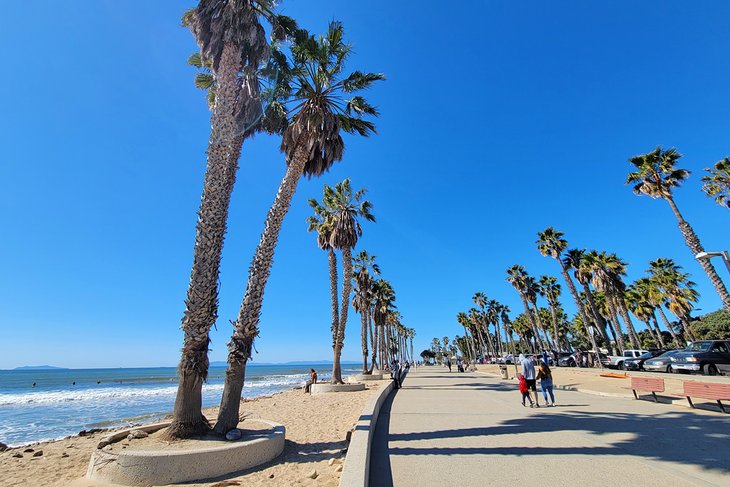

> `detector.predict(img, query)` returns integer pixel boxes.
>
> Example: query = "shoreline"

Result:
[1,378,388,487]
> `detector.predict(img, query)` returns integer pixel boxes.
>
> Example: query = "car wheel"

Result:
[569,360,576,367]
[618,362,624,371]
[704,364,719,376]
[666,365,673,374]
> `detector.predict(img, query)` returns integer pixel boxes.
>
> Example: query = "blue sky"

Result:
[1,1,729,369]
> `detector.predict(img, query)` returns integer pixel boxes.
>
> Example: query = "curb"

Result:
[339,370,404,487]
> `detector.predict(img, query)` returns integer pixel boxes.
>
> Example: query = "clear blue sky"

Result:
[1,1,729,369]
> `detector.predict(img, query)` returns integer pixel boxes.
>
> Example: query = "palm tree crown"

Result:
[626,147,689,199]
[701,157,730,209]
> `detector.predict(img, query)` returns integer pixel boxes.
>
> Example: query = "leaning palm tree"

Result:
[627,147,730,311]
[353,251,380,374]
[524,276,550,350]
[648,258,699,341]
[537,228,601,355]
[538,275,563,351]
[647,259,686,346]
[320,179,375,383]
[625,282,662,348]
[373,279,396,370]
[166,0,295,440]
[566,249,612,351]
[506,265,544,351]
[701,157,730,209]
[215,23,384,433]
[629,278,669,348]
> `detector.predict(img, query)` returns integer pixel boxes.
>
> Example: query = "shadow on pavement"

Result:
[387,410,729,474]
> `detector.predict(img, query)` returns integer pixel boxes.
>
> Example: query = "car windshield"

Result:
[639,352,653,359]
[658,350,680,357]
[685,342,712,352]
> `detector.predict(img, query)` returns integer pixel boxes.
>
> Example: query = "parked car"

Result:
[601,349,651,370]
[670,340,730,375]
[642,350,683,373]
[497,354,514,365]
[624,350,670,371]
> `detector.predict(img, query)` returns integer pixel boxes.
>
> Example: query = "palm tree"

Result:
[511,313,535,353]
[373,279,396,370]
[353,251,380,374]
[319,179,376,383]
[456,312,477,363]
[486,299,504,356]
[565,249,612,351]
[625,281,663,348]
[537,228,601,355]
[538,275,563,351]
[524,276,551,350]
[627,147,730,311]
[648,258,698,341]
[646,259,685,346]
[215,23,384,433]
[701,157,730,209]
[506,265,544,351]
[166,0,293,440]
[408,328,416,365]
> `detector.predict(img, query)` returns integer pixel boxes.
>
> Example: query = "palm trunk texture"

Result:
[667,197,730,311]
[166,42,243,440]
[560,264,600,356]
[332,247,354,384]
[214,143,310,435]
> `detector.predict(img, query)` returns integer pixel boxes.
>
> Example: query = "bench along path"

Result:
[369,367,729,487]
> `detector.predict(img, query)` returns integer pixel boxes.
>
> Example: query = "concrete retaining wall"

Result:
[347,373,384,382]
[310,382,366,394]
[339,369,406,487]
[86,420,285,486]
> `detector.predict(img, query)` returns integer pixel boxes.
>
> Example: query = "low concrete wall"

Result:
[339,369,406,487]
[347,373,384,382]
[310,382,366,394]
[86,420,285,486]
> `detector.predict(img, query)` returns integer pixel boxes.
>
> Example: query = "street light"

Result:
[695,250,730,274]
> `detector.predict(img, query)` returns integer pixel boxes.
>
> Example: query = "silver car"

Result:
[643,350,682,373]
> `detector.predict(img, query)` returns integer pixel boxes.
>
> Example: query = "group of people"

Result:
[303,359,410,394]
[518,353,555,408]
[445,357,468,373]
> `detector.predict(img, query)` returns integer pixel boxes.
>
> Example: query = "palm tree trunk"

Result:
[214,143,310,435]
[548,304,561,351]
[328,249,340,353]
[666,197,730,311]
[678,314,696,341]
[529,302,548,351]
[649,311,667,348]
[655,306,681,347]
[166,42,243,440]
[607,303,626,353]
[581,282,612,352]
[614,296,640,349]
[332,247,353,384]
[360,311,368,374]
[369,315,377,372]
[559,263,600,356]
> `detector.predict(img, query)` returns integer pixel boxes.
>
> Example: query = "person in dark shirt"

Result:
[304,368,317,394]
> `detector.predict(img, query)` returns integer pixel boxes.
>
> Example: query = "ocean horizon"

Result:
[0,363,361,447]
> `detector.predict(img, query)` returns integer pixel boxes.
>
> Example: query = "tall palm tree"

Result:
[566,249,612,351]
[625,281,662,348]
[457,312,477,363]
[319,179,375,383]
[627,147,730,311]
[353,251,379,374]
[537,228,601,355]
[701,157,730,209]
[215,23,384,433]
[167,0,293,440]
[524,276,550,350]
[538,275,563,351]
[506,265,544,351]
[511,313,535,353]
[648,258,699,341]
[373,279,395,370]
[646,259,685,346]
[628,278,668,348]
[486,299,504,356]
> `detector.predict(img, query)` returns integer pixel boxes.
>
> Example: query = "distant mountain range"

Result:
[209,360,360,367]
[14,365,68,370]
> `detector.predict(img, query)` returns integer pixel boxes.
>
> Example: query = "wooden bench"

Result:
[683,381,730,413]
[630,377,664,402]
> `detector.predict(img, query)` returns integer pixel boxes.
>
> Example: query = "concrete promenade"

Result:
[369,366,730,486]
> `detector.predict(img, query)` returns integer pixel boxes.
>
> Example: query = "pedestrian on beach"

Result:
[446,357,452,372]
[304,368,317,394]
[518,373,534,407]
[536,361,555,407]
[518,353,539,407]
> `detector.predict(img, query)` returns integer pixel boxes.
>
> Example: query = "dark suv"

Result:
[670,340,730,376]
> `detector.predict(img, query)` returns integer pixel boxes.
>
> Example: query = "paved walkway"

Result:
[370,367,730,486]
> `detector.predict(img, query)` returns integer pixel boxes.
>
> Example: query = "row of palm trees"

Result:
[450,148,728,360]
[305,178,416,380]
[165,1,385,440]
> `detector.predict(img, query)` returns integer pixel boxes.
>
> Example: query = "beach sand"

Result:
[1,380,387,487]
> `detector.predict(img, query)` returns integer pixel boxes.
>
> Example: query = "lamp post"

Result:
[695,251,730,275]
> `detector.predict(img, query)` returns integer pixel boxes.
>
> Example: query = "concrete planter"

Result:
[310,382,366,394]
[347,373,384,382]
[86,420,285,486]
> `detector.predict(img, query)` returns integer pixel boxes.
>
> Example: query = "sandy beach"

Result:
[1,380,387,487]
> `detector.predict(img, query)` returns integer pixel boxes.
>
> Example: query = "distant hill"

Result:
[14,365,68,370]
[209,360,360,367]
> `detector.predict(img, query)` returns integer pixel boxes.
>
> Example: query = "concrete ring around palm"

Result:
[310,382,366,394]
[85,420,285,486]
[347,373,384,382]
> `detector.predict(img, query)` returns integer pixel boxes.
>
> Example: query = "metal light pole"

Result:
[695,251,730,275]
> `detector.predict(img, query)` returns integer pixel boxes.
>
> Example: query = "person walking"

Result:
[536,361,555,406]
[518,353,539,407]
[446,357,452,372]
[518,373,534,407]
[391,360,401,389]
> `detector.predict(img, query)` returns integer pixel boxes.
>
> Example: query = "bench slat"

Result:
[631,377,665,393]
[684,382,730,401]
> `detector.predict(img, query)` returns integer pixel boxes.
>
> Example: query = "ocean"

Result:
[0,363,359,447]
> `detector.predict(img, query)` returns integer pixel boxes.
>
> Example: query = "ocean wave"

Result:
[0,374,312,407]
